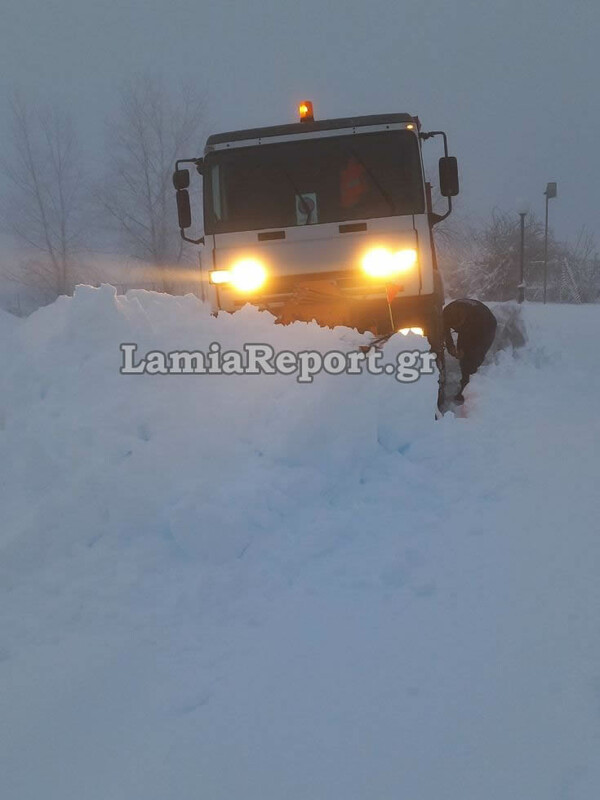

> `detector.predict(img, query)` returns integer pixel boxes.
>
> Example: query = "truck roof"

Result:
[205,113,417,147]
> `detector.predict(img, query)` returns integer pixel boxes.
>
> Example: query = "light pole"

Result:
[517,205,527,304]
[543,181,557,304]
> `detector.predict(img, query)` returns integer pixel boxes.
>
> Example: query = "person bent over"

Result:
[443,299,497,401]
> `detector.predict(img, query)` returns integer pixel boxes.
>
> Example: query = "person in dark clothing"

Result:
[443,299,497,400]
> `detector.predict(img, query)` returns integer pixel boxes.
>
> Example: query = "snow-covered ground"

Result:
[1,288,599,800]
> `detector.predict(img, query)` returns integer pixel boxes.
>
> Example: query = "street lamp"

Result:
[517,202,528,304]
[543,181,557,304]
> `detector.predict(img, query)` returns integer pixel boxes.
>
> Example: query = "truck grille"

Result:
[233,270,392,308]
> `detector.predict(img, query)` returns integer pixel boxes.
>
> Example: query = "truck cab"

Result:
[173,103,458,350]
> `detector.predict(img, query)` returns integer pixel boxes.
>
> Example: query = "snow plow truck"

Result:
[173,102,459,403]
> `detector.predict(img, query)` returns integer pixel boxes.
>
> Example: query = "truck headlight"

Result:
[362,247,417,279]
[209,259,267,292]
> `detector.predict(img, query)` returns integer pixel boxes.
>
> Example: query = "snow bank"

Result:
[1,288,599,800]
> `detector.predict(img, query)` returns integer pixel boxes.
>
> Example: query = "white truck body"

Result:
[174,109,458,340]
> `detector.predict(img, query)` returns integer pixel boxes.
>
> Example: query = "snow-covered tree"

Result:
[440,210,557,302]
[555,229,599,303]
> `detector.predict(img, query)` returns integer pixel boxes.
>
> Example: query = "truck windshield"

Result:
[204,130,424,234]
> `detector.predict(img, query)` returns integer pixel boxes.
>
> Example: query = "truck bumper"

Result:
[215,269,442,336]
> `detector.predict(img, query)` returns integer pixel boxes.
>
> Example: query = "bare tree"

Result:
[1,94,88,301]
[98,75,205,292]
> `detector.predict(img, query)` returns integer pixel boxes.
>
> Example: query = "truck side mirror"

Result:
[439,156,459,197]
[173,169,190,191]
[176,189,192,230]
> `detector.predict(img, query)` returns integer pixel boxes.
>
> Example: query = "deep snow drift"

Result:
[1,287,599,800]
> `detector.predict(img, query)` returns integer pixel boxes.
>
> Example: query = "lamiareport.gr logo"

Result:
[120,343,437,384]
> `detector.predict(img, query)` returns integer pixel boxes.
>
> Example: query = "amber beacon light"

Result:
[298,100,314,122]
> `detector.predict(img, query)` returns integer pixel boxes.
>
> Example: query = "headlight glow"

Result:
[393,248,418,271]
[209,269,232,285]
[399,327,424,336]
[230,259,267,292]
[362,247,418,279]
[209,259,267,292]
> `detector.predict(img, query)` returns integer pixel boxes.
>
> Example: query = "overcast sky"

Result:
[1,0,598,241]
